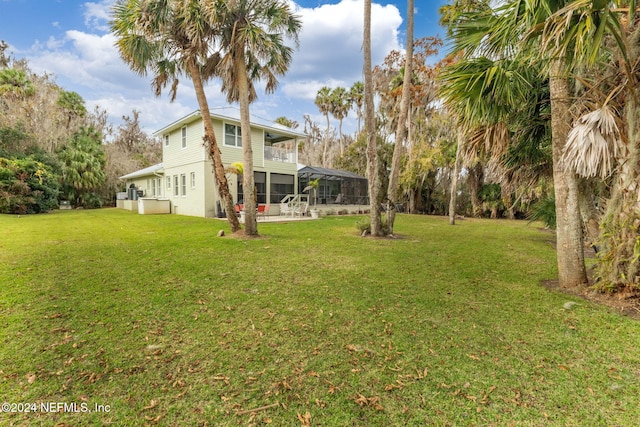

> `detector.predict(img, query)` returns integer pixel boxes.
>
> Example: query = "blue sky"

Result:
[0,0,449,135]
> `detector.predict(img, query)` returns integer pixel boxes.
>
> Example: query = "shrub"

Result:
[528,196,556,229]
[0,156,60,214]
[355,216,390,236]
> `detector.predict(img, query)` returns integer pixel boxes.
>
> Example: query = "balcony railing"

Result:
[264,145,296,163]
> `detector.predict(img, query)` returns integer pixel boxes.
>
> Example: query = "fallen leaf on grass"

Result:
[27,373,36,384]
[351,393,384,411]
[142,399,158,411]
[297,411,311,426]
[144,413,165,423]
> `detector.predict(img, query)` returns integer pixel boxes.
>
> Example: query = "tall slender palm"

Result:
[204,0,301,236]
[315,86,333,166]
[349,81,364,134]
[364,0,383,235]
[329,86,351,157]
[386,0,414,235]
[442,0,588,287]
[111,0,241,232]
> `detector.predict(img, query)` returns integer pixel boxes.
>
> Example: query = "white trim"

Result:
[223,122,242,148]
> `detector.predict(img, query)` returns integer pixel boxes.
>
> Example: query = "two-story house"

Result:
[119,107,305,217]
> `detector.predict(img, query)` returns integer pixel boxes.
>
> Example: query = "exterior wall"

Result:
[162,121,206,169]
[123,175,164,198]
[157,113,300,218]
[164,162,207,217]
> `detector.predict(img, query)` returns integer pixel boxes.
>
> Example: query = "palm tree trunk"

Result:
[549,59,587,287]
[322,114,330,167]
[449,127,464,225]
[386,0,414,236]
[597,89,640,288]
[468,162,484,217]
[364,0,382,236]
[235,53,258,236]
[187,60,240,232]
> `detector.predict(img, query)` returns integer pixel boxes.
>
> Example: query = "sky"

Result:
[0,0,449,136]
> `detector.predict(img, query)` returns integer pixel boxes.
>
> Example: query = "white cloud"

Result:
[84,0,115,32]
[287,0,402,86]
[20,0,405,135]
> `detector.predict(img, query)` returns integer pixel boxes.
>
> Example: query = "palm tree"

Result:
[541,1,640,289]
[204,0,301,236]
[0,68,35,99]
[386,0,414,235]
[329,86,351,157]
[315,86,333,166]
[349,81,364,134]
[441,0,588,287]
[111,0,241,232]
[364,0,383,236]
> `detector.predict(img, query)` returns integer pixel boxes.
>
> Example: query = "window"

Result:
[164,134,169,146]
[157,178,162,197]
[224,123,242,147]
[180,174,187,196]
[238,171,266,204]
[190,172,196,189]
[270,173,294,203]
[151,178,156,196]
[167,176,171,190]
[181,126,187,149]
[173,175,179,196]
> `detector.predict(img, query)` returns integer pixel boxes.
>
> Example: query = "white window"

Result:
[167,176,171,189]
[173,175,179,196]
[151,178,156,196]
[190,172,196,189]
[181,126,187,149]
[224,123,242,147]
[180,174,187,196]
[164,134,169,146]
[157,178,162,197]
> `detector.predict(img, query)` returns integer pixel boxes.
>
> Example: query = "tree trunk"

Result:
[597,88,640,289]
[322,114,330,167]
[549,59,587,287]
[449,128,464,225]
[187,60,240,232]
[468,162,484,217]
[364,0,382,236]
[386,0,414,236]
[235,52,258,236]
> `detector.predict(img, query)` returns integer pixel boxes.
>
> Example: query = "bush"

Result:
[0,156,60,214]
[355,216,390,236]
[528,196,556,229]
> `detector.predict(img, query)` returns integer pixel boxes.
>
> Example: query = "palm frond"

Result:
[563,106,624,179]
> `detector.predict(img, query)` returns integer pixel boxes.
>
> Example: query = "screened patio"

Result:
[297,165,369,206]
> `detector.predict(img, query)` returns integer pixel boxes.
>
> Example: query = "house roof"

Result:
[119,163,164,180]
[297,165,367,180]
[153,106,306,139]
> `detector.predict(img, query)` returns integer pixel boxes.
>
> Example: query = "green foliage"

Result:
[0,156,60,214]
[0,123,31,157]
[355,215,390,235]
[528,195,556,229]
[0,67,35,98]
[57,127,106,208]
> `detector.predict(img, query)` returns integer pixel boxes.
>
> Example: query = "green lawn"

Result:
[1,209,639,426]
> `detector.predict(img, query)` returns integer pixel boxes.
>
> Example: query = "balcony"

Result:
[264,145,296,163]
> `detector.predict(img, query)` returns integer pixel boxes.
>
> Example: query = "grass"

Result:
[1,209,639,426]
